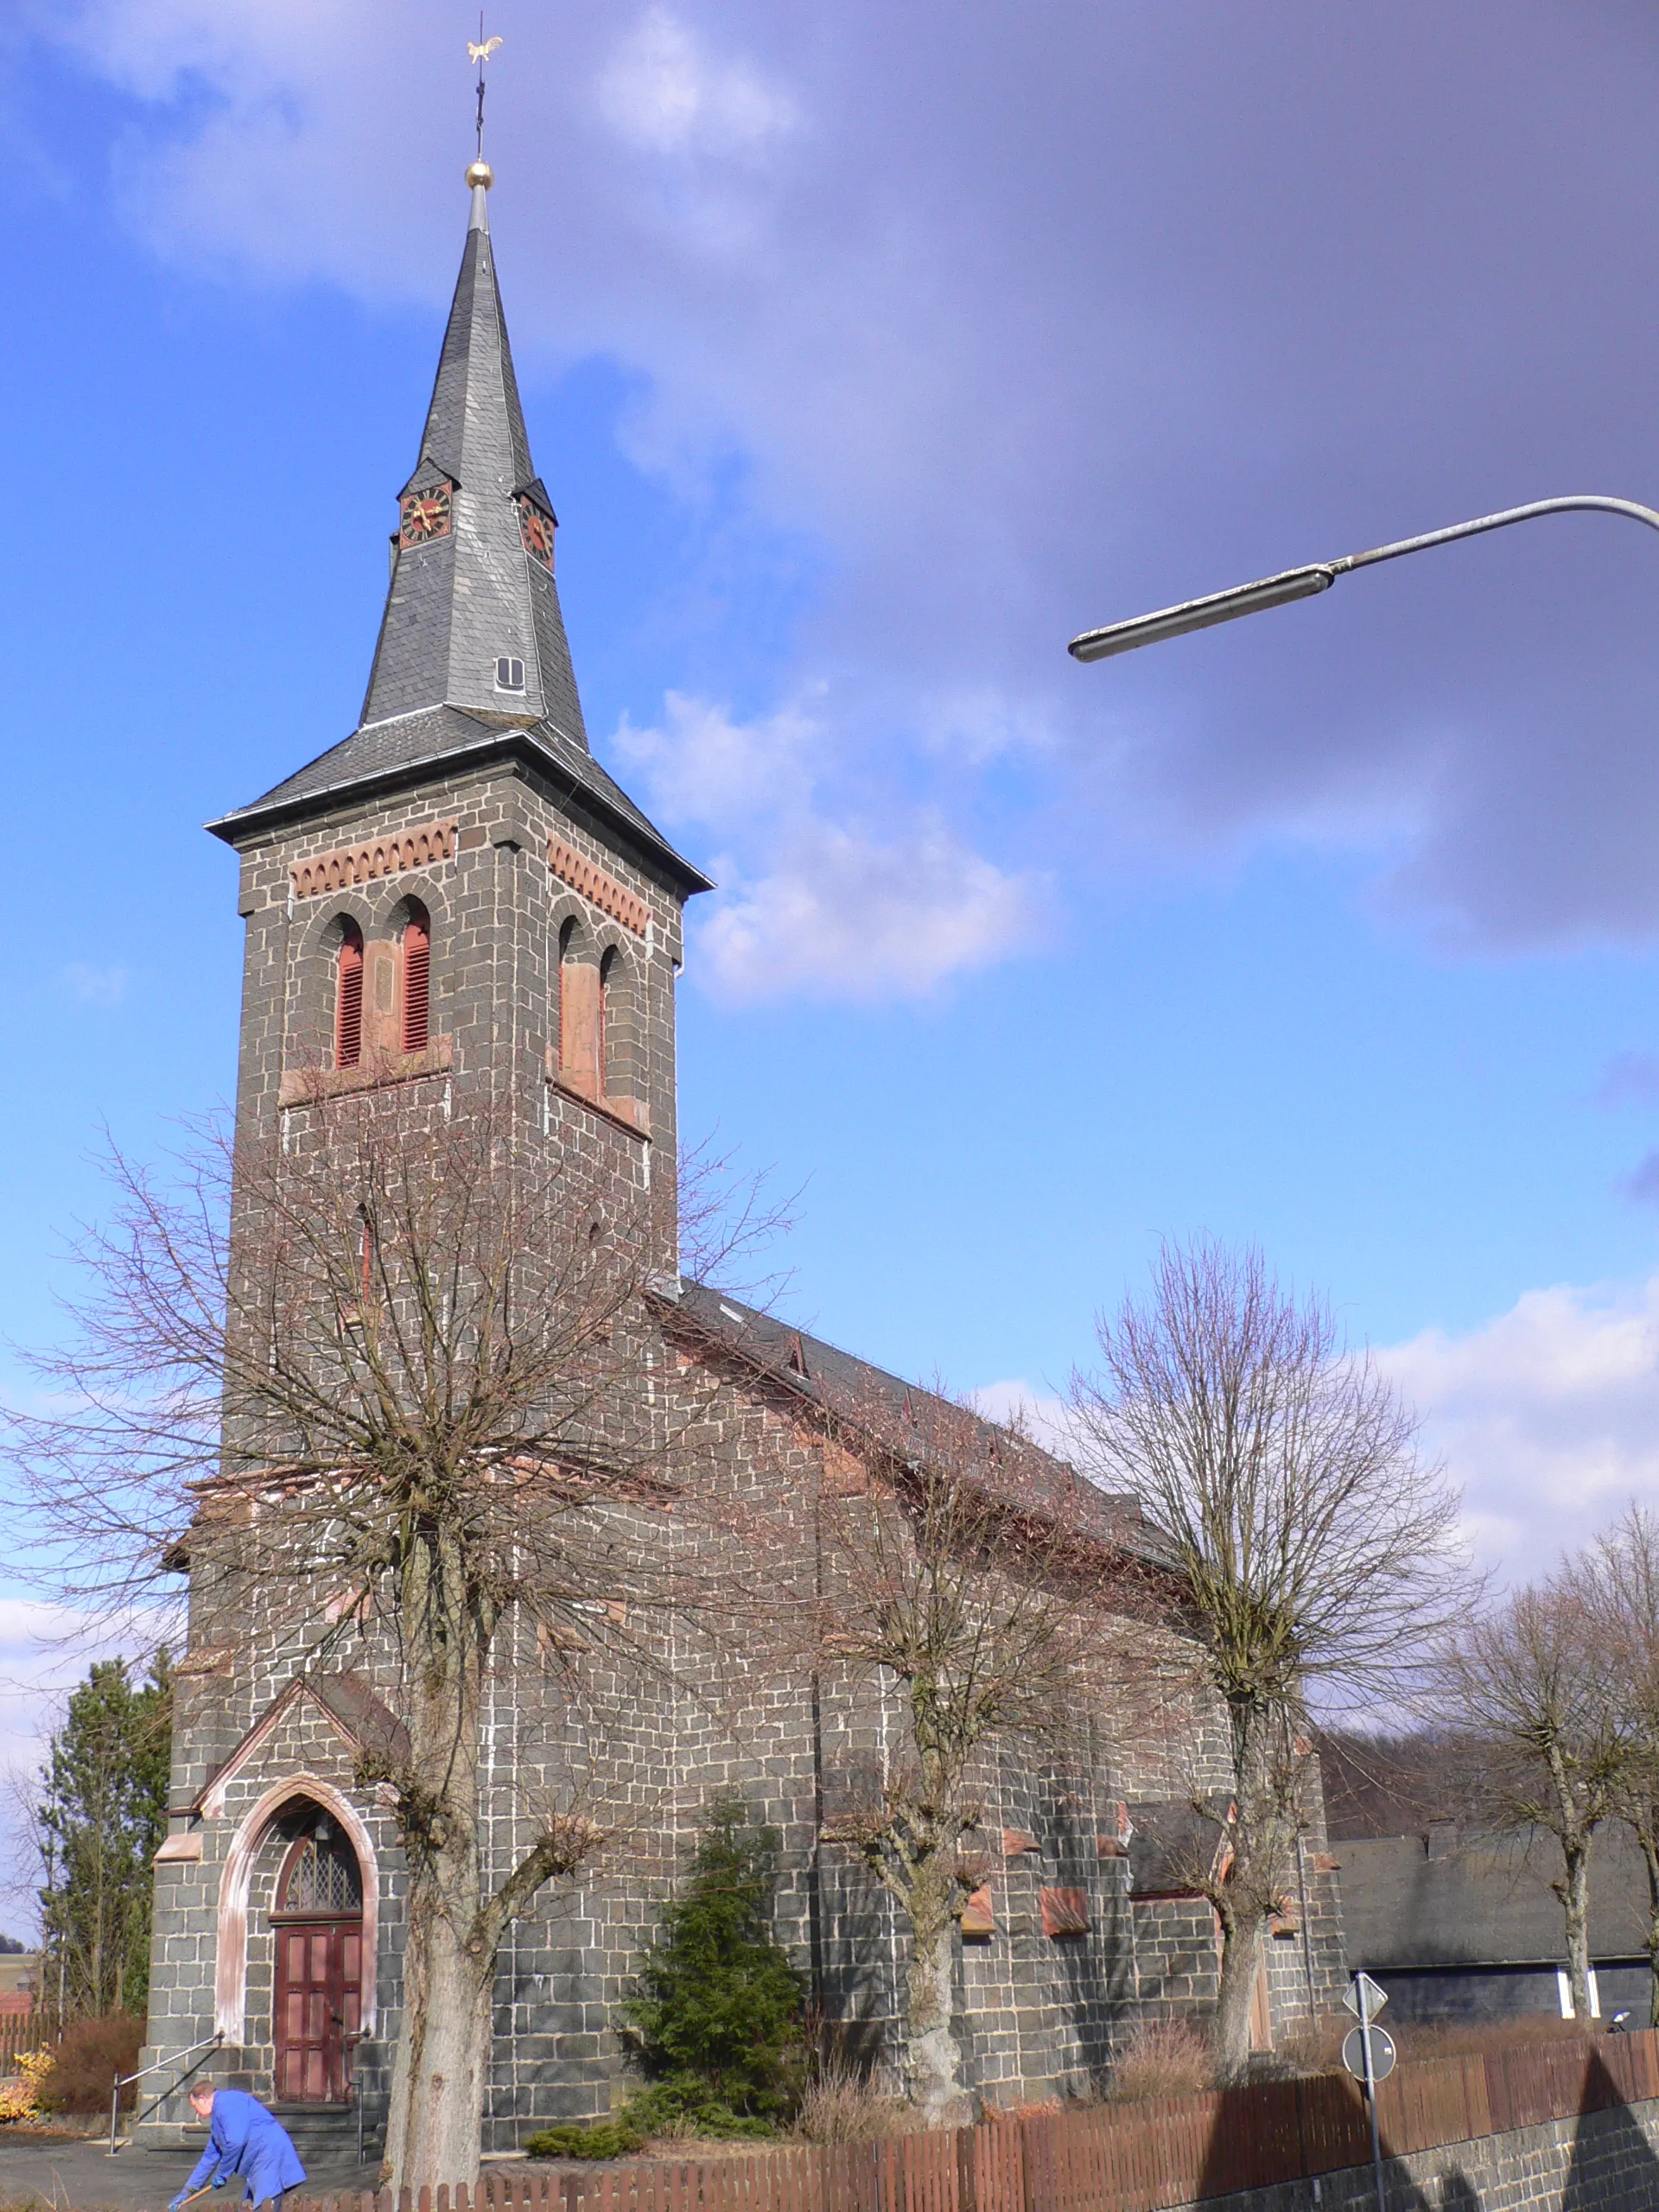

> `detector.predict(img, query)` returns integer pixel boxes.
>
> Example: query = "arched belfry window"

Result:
[335,922,364,1071]
[557,917,602,1101]
[401,903,430,1054]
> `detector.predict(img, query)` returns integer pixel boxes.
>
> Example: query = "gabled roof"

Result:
[1340,1827,1652,1971]
[662,1281,1174,1572]
[195,1670,409,1818]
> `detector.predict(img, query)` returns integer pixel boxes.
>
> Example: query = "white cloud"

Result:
[972,1380,1072,1456]
[616,691,1046,1001]
[32,6,1659,950]
[598,8,799,161]
[980,1281,1659,1593]
[62,962,128,1006]
[701,818,1039,1002]
[0,1600,156,1935]
[614,690,815,827]
[1380,1278,1659,1586]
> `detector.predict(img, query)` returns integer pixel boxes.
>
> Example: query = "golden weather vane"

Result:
[469,17,503,164]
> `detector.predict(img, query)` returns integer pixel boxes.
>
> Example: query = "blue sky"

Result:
[6,2,1659,1823]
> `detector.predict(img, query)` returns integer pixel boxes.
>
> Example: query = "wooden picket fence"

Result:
[0,2004,41,2074]
[212,2028,1659,2212]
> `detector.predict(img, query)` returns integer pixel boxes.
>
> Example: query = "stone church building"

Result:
[137,163,1348,2155]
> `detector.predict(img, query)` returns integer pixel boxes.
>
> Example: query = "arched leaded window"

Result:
[335,921,364,1071]
[274,1823,363,1919]
[401,902,430,1054]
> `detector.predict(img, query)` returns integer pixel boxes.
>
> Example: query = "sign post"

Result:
[1342,1973,1393,2212]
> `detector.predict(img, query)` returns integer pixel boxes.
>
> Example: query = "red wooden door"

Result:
[274,1920,362,2103]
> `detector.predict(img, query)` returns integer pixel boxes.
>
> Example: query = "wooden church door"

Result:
[271,1822,364,2104]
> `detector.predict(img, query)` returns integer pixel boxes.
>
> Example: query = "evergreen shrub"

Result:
[524,1796,804,2158]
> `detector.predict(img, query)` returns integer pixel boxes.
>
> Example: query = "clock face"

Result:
[518,499,555,570]
[399,482,453,549]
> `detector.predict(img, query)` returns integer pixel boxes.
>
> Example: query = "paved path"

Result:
[0,2134,383,2210]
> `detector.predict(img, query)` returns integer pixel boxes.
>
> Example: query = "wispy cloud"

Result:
[1379,1278,1659,1586]
[599,8,799,162]
[62,962,127,1006]
[29,3,1659,952]
[616,690,1046,1001]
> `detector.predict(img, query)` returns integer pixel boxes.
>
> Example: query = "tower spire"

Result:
[207,84,711,907]
[342,121,585,750]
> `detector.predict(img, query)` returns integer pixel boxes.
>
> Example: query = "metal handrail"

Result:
[110,2032,223,2155]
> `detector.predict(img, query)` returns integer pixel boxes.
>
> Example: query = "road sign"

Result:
[1344,1971,1389,2022]
[1343,2024,1397,2084]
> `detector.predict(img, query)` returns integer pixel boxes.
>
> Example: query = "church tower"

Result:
[209,161,709,1232]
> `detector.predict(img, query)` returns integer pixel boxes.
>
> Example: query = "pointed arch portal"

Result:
[213,1776,378,2050]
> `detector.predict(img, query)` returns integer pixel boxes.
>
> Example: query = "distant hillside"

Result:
[1317,1728,1465,1839]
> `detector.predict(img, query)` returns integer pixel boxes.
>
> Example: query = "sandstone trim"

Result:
[290,822,458,899]
[279,1034,454,1107]
[549,835,650,937]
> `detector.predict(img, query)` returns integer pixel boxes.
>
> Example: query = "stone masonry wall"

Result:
[1165,2091,1659,2212]
[137,724,1353,2146]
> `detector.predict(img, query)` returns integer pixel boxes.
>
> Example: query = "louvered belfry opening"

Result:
[401,903,431,1053]
[335,922,365,1070]
[595,950,609,1096]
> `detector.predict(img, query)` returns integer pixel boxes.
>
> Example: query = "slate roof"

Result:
[1340,1827,1653,1970]
[206,176,709,897]
[665,1281,1174,1571]
[191,1669,410,1815]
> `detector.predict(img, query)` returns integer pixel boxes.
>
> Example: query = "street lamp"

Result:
[1066,494,1659,664]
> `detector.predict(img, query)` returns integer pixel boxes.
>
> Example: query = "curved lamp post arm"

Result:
[1066,494,1659,664]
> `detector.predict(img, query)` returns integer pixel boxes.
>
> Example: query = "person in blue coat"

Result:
[169,2082,308,2210]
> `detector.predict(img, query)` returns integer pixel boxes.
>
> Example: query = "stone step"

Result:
[270,2103,384,2162]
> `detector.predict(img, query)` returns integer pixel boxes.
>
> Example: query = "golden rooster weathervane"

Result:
[469,17,503,171]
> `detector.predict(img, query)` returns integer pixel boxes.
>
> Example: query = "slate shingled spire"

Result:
[207,168,709,897]
[359,170,584,742]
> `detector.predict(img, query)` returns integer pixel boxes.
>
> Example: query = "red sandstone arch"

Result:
[213,1776,378,2041]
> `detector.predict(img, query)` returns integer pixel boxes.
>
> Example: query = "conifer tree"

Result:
[37,1655,171,2022]
[626,1796,804,2122]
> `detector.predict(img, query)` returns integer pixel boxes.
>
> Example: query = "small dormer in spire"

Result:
[356,162,586,747]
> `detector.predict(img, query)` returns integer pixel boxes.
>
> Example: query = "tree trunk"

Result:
[383,1530,493,2192]
[1211,1909,1266,2082]
[900,1866,970,2124]
[1560,1836,1594,2024]
[385,1861,493,2189]
[1637,1829,1659,2030]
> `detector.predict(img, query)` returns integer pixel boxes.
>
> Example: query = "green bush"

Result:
[524,2114,650,2161]
[524,1798,806,2160]
[624,1795,805,2125]
[523,2082,780,2162]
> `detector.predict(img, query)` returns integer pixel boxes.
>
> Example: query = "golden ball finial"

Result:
[466,160,494,190]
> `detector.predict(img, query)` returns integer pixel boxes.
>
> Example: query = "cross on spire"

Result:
[468,19,502,163]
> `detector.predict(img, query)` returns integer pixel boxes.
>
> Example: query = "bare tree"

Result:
[1428,1575,1630,2024]
[4,1086,775,2189]
[812,1384,1146,2121]
[1562,1503,1659,2023]
[1067,1237,1465,2081]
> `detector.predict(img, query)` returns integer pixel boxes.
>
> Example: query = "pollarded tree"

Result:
[1570,1503,1659,2025]
[1436,1562,1636,2024]
[814,1384,1140,2122]
[6,1085,776,2190]
[1068,1237,1465,2081]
